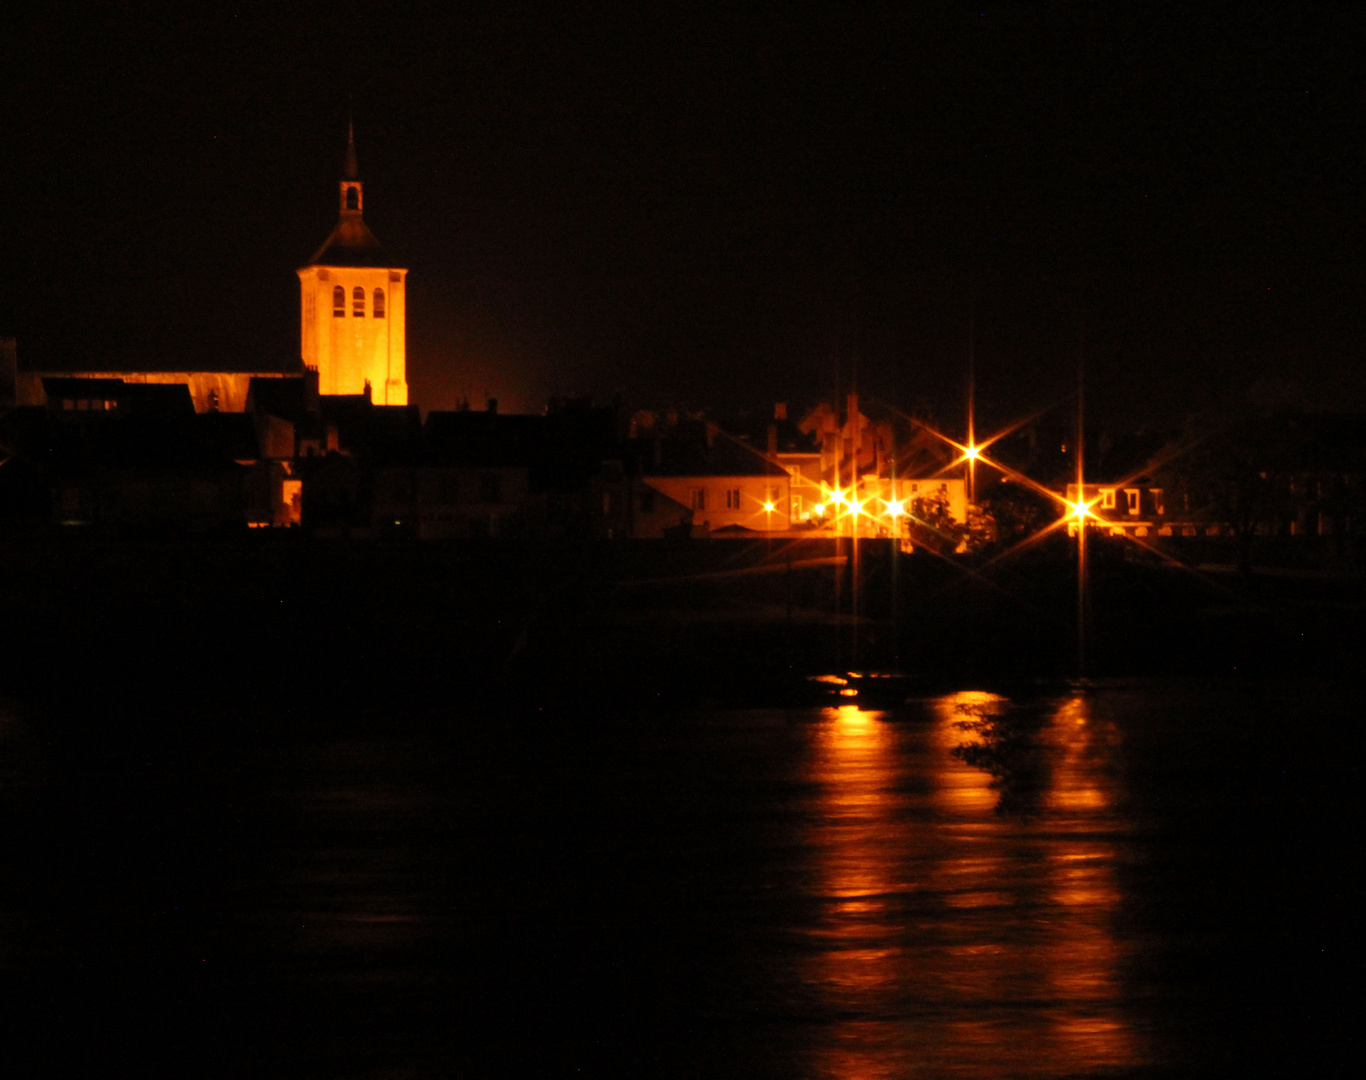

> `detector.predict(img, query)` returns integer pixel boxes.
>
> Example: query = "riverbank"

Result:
[4,533,1363,717]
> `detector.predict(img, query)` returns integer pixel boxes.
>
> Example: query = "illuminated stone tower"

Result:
[298,124,408,404]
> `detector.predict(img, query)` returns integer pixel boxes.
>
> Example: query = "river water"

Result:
[2,679,1360,1076]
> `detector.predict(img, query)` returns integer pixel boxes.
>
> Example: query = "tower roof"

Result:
[306,217,389,268]
[304,123,397,269]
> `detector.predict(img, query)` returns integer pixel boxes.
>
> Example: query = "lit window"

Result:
[333,286,345,316]
[353,286,365,317]
[346,185,359,211]
[373,288,385,318]
[726,489,741,509]
[1125,488,1140,515]
[690,489,706,511]
[1100,488,1115,509]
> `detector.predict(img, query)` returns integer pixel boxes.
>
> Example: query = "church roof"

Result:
[303,123,399,269]
[305,215,391,268]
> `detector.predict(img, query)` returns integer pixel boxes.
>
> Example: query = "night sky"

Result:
[3,3,1362,423]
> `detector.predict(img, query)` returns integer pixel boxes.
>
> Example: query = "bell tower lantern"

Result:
[298,123,408,404]
[340,126,363,214]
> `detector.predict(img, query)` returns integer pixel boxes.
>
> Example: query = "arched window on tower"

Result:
[333,286,345,316]
[353,286,366,317]
[346,185,359,210]
[373,288,386,318]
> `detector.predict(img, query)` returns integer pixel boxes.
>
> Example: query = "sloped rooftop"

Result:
[305,214,391,269]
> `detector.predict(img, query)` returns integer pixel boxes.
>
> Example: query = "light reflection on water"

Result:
[804,693,1143,1078]
[16,681,1351,1075]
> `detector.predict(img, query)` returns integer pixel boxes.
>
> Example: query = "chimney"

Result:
[487,397,498,415]
[767,422,778,457]
[774,402,787,421]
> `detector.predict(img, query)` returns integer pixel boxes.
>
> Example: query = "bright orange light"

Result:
[965,445,980,460]
[848,500,863,515]
[763,501,775,512]
[886,499,905,517]
[814,503,826,515]
[1071,502,1091,520]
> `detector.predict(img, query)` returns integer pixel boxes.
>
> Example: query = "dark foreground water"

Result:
[2,680,1361,1077]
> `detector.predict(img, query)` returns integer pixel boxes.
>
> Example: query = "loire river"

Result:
[1,680,1358,1076]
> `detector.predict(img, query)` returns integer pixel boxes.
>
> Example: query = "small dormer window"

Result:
[353,286,365,317]
[373,288,385,318]
[333,286,345,316]
[346,185,359,211]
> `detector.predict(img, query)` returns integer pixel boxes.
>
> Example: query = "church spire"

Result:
[310,120,385,266]
[339,122,363,216]
[300,119,408,406]
[343,119,359,180]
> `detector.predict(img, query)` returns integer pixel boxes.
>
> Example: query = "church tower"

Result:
[298,124,408,404]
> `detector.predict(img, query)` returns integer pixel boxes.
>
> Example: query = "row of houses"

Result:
[1056,413,1366,543]
[2,348,971,541]
[11,345,1354,549]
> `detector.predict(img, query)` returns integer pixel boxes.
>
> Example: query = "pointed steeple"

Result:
[336,121,365,219]
[343,119,359,180]
[298,118,409,406]
[306,122,385,267]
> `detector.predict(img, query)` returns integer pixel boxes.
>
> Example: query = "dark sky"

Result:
[3,3,1362,424]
